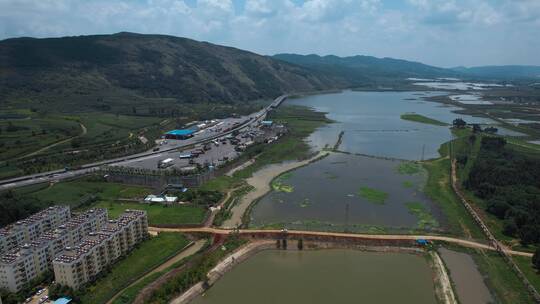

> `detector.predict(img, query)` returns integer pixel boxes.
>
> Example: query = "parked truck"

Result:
[158,158,174,169]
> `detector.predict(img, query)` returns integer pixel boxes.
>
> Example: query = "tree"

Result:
[533,248,540,270]
[452,118,467,128]
[472,124,482,133]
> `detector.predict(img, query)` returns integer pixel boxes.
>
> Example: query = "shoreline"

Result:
[171,240,455,304]
[221,151,329,228]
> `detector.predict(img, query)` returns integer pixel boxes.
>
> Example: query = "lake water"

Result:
[287,90,493,160]
[250,152,446,232]
[191,250,437,304]
[439,248,493,304]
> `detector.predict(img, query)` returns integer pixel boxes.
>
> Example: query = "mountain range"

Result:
[1,32,539,113]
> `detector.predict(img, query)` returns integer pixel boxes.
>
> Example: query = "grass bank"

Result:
[79,232,190,304]
[7,179,207,226]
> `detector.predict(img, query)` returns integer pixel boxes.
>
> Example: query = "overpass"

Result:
[148,227,533,257]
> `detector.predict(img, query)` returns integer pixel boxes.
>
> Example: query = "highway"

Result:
[148,227,533,257]
[0,95,287,191]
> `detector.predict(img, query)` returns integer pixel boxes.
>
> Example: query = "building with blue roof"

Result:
[54,297,72,304]
[165,129,195,140]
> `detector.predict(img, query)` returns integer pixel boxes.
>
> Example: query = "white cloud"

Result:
[0,0,538,66]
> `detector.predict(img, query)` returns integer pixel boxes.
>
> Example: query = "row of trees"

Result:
[465,137,540,245]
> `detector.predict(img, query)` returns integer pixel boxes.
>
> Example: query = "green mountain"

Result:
[0,32,348,113]
[272,53,459,84]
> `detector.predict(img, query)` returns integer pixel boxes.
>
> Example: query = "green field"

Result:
[0,112,166,179]
[514,256,540,293]
[400,113,448,126]
[0,115,81,161]
[358,186,388,205]
[79,233,190,304]
[7,179,207,226]
[93,201,207,225]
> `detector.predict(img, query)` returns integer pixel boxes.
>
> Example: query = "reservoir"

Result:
[191,249,437,304]
[250,153,446,232]
[287,90,494,160]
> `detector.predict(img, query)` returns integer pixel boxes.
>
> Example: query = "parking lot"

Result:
[114,120,286,172]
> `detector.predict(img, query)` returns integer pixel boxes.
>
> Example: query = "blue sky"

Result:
[1,0,539,67]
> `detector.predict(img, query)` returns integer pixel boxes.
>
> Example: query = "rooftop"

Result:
[0,206,70,237]
[165,129,195,136]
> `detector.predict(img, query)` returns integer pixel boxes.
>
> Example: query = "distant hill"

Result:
[452,65,540,80]
[272,53,459,85]
[0,32,349,112]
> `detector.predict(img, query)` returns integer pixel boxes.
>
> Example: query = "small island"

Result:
[400,113,448,126]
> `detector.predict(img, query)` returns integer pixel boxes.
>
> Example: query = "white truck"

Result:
[158,158,174,169]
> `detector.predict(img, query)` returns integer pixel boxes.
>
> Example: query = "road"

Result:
[147,227,533,257]
[0,95,287,191]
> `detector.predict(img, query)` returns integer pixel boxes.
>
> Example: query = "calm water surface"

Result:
[192,250,437,304]
[251,153,446,232]
[287,90,494,160]
[439,248,493,304]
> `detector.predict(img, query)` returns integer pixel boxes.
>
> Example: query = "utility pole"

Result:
[345,202,350,233]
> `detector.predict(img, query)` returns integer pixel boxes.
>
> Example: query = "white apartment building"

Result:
[0,206,71,255]
[0,209,108,292]
[53,210,148,289]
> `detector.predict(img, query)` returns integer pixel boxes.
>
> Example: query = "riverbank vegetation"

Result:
[400,113,448,126]
[147,236,245,304]
[464,137,540,246]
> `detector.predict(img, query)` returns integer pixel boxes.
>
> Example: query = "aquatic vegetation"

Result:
[358,186,388,205]
[323,171,338,179]
[402,180,414,188]
[271,173,295,193]
[405,201,439,229]
[299,198,311,208]
[397,162,422,175]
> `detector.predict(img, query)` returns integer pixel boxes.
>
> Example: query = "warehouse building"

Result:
[53,210,148,289]
[164,129,196,140]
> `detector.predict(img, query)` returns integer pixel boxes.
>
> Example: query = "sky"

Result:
[1,0,540,67]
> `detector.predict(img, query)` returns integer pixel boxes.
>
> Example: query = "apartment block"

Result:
[0,209,108,292]
[53,210,148,289]
[0,206,71,255]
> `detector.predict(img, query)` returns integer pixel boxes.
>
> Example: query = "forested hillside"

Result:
[465,137,540,244]
[0,32,348,114]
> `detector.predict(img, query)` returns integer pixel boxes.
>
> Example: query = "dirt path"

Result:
[222,151,329,228]
[170,240,274,304]
[106,239,206,304]
[430,251,458,304]
[148,227,533,257]
[19,122,87,159]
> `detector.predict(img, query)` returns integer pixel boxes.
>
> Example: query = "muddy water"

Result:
[439,248,493,304]
[250,153,446,232]
[191,250,437,304]
[287,90,494,160]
